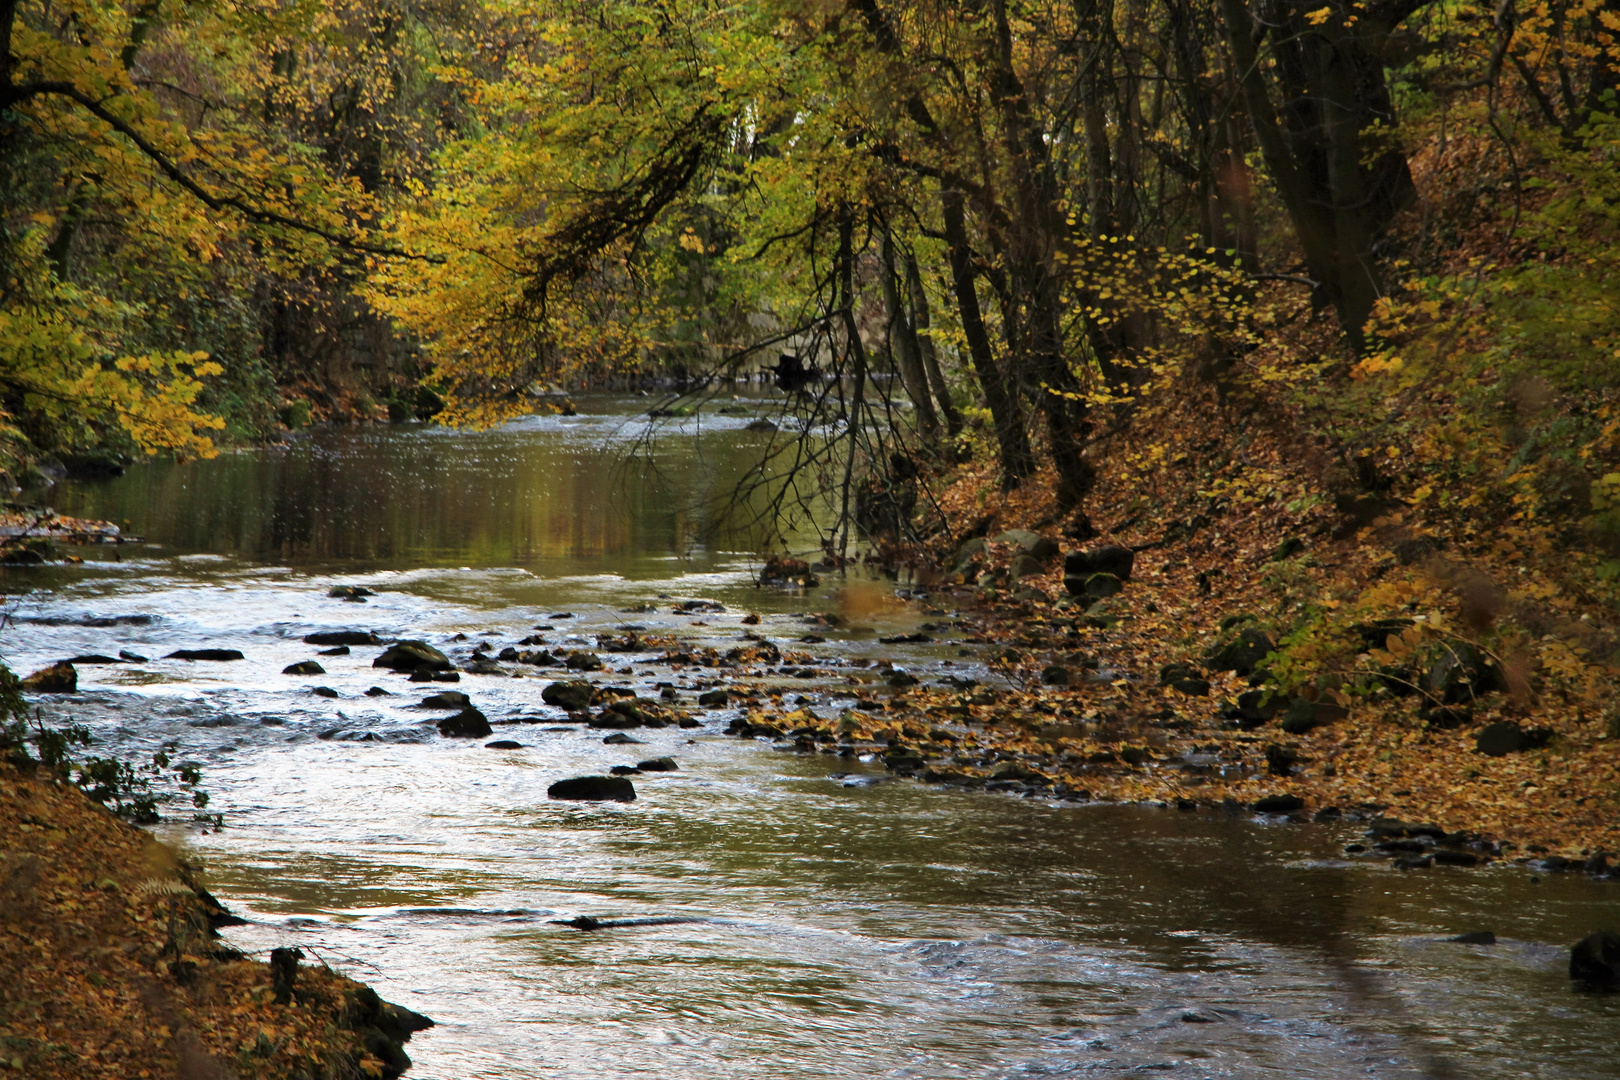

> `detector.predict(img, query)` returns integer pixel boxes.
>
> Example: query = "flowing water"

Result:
[6,396,1617,1079]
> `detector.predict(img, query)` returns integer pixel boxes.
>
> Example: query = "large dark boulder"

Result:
[1222,688,1280,729]
[1570,930,1620,991]
[542,680,594,711]
[697,688,731,707]
[304,630,383,646]
[1009,554,1046,580]
[636,757,678,772]
[1279,698,1348,735]
[1206,628,1276,678]
[373,640,451,672]
[565,650,604,671]
[418,690,471,710]
[1253,794,1304,814]
[22,662,77,692]
[1474,721,1554,757]
[166,649,245,661]
[1078,572,1123,599]
[1423,642,1506,704]
[1064,544,1135,581]
[344,985,431,1080]
[437,707,492,738]
[548,775,637,802]
[996,529,1061,561]
[283,660,326,675]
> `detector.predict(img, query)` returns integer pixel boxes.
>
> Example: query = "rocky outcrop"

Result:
[1064,544,1135,585]
[21,662,77,692]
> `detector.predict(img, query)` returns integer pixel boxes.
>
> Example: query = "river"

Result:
[5,396,1617,1079]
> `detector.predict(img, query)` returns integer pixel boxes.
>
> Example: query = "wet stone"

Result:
[542,680,594,711]
[438,708,492,738]
[304,630,382,646]
[375,640,452,672]
[548,776,637,802]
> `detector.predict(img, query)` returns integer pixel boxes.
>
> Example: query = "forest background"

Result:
[4,0,1620,843]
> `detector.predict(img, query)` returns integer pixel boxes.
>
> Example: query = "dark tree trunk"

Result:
[881,227,941,439]
[904,250,962,439]
[941,188,1035,488]
[989,0,1097,514]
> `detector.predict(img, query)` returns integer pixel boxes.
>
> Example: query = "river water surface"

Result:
[6,397,1618,1079]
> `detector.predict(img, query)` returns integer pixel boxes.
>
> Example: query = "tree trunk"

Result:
[904,250,962,439]
[881,227,941,439]
[941,188,1034,488]
[988,0,1097,514]
[837,208,870,555]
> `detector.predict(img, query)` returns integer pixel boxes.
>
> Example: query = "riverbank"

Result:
[0,760,429,1079]
[735,376,1620,865]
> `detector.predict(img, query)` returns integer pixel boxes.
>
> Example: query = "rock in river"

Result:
[305,630,383,646]
[542,680,594,711]
[166,649,245,661]
[373,640,451,672]
[1253,794,1304,814]
[548,775,637,802]
[636,757,678,772]
[418,690,471,710]
[437,707,493,738]
[1571,930,1620,991]
[22,662,77,692]
[283,660,326,675]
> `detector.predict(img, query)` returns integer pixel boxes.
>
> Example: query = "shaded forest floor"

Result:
[0,762,428,1079]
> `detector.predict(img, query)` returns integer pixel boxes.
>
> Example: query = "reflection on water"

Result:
[41,396,821,572]
[6,398,1619,1079]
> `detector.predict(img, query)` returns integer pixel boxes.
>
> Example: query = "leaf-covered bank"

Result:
[0,759,430,1079]
[721,364,1620,864]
